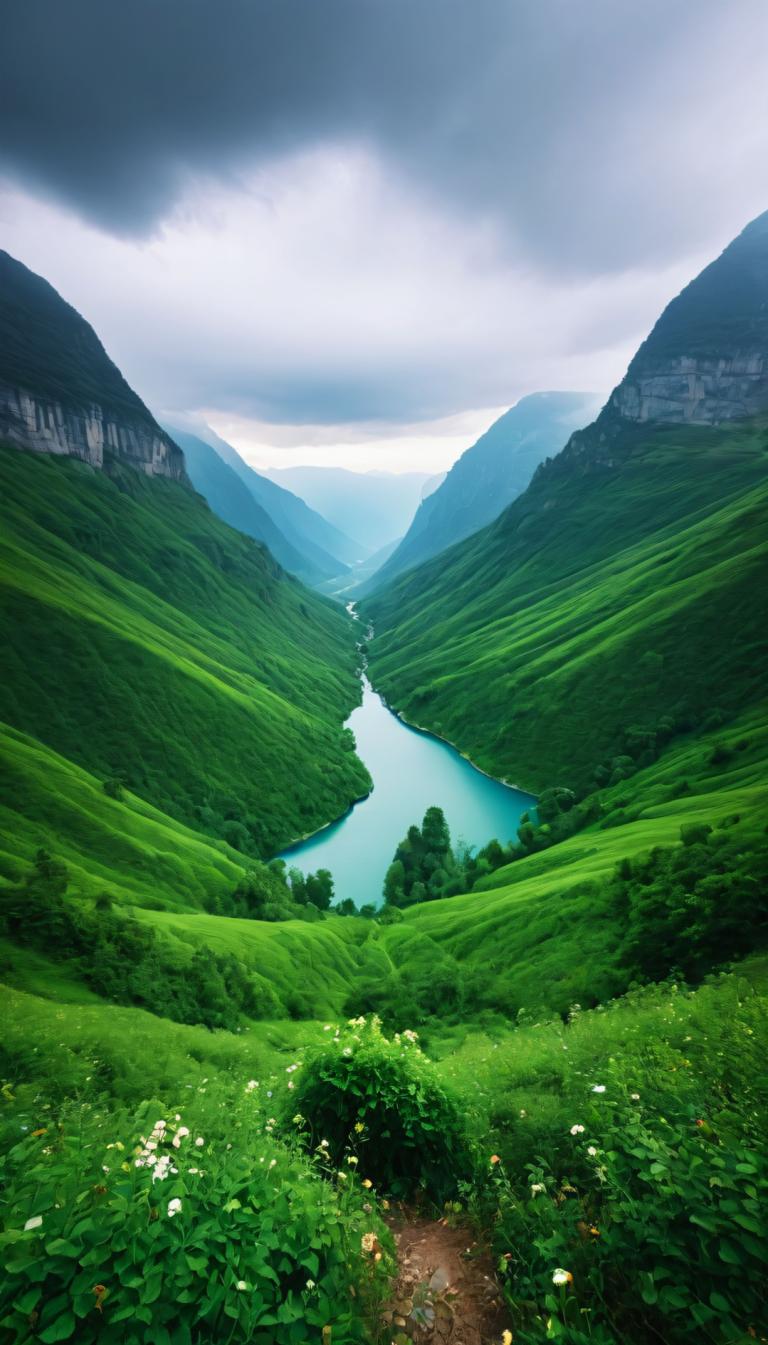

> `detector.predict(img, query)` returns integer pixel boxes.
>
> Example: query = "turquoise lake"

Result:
[280,656,535,908]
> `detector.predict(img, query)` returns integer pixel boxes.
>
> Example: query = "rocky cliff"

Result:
[0,380,185,477]
[548,210,768,475]
[0,249,185,481]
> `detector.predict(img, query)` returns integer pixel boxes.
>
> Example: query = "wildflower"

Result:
[630,1093,640,1101]
[552,1268,573,1287]
[519,1109,527,1118]
[269,1159,277,1169]
[246,1080,259,1092]
[490,1154,501,1165]
[167,1198,182,1218]
[502,1332,513,1345]
[267,1091,273,1098]
[381,1198,390,1209]
[589,1225,600,1237]
[24,1215,43,1232]
[570,1125,585,1136]
[361,1232,376,1253]
[587,1146,598,1157]
[347,1155,359,1165]
[338,1171,348,1181]
[319,1138,329,1148]
[591,1085,606,1094]
[354,1121,365,1133]
[530,1183,545,1197]
[188,1167,199,1175]
[323,1025,332,1031]
[362,1178,373,1189]
[342,1047,352,1057]
[288,1081,294,1089]
[195,1137,204,1147]
[306,1279,317,1291]
[235,1281,248,1291]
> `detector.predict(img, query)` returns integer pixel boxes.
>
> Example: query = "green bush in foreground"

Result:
[290,1016,472,1200]
[0,1082,391,1344]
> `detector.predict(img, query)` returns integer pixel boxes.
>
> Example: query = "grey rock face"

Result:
[0,381,186,480]
[609,352,768,427]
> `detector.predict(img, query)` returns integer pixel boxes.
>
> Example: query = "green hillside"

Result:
[0,442,369,872]
[366,416,768,794]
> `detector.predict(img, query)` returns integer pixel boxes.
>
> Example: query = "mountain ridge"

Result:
[0,250,186,481]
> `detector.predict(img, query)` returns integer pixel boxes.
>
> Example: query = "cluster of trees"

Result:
[383,806,465,905]
[0,851,279,1028]
[203,860,340,922]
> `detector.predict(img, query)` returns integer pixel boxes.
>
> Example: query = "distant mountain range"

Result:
[263,465,441,554]
[364,392,600,592]
[166,424,362,586]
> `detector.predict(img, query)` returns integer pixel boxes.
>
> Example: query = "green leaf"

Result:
[39,1312,77,1343]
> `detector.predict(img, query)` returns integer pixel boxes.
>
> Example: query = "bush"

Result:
[0,1083,392,1344]
[485,1093,768,1344]
[289,1017,472,1200]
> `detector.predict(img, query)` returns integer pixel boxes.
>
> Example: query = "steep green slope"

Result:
[168,427,324,585]
[367,417,768,793]
[367,392,597,592]
[0,443,369,868]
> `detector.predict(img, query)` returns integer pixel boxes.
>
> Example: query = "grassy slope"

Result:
[0,443,369,880]
[378,709,766,1015]
[366,419,768,793]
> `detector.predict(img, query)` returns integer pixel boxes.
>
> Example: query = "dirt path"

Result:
[381,1213,509,1345]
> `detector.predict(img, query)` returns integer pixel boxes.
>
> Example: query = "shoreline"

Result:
[275,605,536,861]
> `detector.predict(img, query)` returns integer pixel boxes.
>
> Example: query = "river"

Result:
[279,605,535,908]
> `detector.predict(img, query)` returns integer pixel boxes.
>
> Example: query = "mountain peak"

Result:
[0,249,185,480]
[606,208,768,429]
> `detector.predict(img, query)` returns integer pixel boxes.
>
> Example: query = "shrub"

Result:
[0,1083,391,1344]
[289,1017,472,1200]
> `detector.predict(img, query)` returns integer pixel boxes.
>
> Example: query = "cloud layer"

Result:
[1,1,767,460]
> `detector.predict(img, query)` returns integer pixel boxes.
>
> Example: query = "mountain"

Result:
[196,425,362,577]
[0,254,370,894]
[263,465,438,554]
[365,392,599,592]
[365,212,768,794]
[0,249,185,480]
[167,427,331,585]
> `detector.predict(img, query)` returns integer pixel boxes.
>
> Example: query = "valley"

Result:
[1,206,767,1345]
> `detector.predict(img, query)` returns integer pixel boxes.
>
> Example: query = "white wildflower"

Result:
[570,1124,585,1135]
[591,1085,606,1094]
[167,1197,182,1218]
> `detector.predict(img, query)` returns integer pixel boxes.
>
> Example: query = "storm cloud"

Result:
[1,1,767,456]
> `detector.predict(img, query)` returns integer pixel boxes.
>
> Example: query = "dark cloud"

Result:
[2,0,767,274]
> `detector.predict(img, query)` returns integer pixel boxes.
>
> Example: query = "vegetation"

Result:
[366,417,768,795]
[289,1016,472,1201]
[0,442,370,874]
[0,1078,393,1344]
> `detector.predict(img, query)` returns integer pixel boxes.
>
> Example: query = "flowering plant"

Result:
[289,1016,472,1198]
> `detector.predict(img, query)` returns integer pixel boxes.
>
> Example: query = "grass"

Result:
[366,419,768,794]
[0,443,370,878]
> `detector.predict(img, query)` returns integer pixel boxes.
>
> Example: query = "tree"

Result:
[384,860,406,906]
[305,868,334,911]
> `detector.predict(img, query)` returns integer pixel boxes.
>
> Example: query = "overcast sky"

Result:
[1,0,767,470]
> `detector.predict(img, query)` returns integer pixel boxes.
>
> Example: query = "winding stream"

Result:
[279,604,535,907]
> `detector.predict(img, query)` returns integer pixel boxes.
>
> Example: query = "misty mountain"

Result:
[365,392,599,591]
[263,465,438,555]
